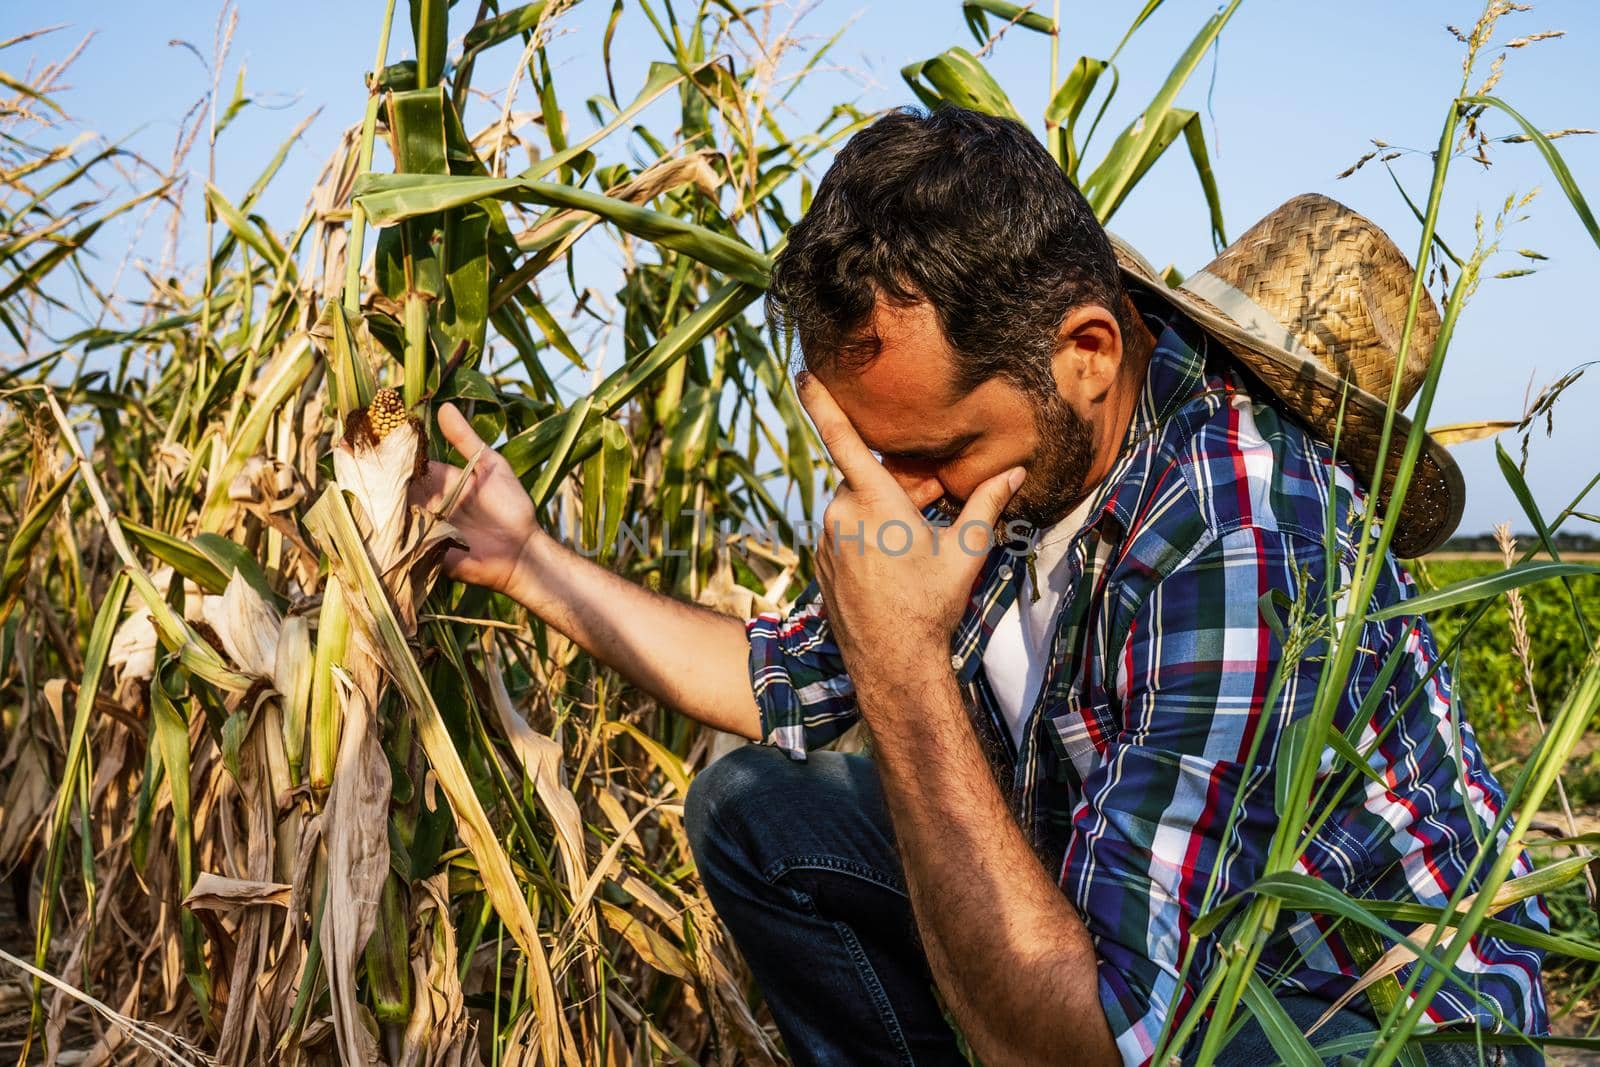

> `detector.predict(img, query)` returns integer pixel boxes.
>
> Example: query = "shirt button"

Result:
[950,653,963,671]
[998,564,1013,580]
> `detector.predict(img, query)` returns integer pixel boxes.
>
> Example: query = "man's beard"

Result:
[1001,390,1095,531]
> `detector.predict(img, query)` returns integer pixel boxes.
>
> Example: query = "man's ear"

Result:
[1049,304,1124,409]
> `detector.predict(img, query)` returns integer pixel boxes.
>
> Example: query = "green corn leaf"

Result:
[122,518,230,594]
[32,572,129,1020]
[0,460,77,620]
[1045,55,1110,175]
[441,204,491,363]
[388,87,450,330]
[1181,111,1228,250]
[601,0,624,103]
[1082,0,1240,222]
[462,2,550,62]
[581,417,632,561]
[153,666,212,1016]
[410,0,447,87]
[531,393,595,507]
[900,47,1024,123]
[1088,107,1199,224]
[526,298,586,370]
[356,172,770,286]
[200,332,316,530]
[502,279,762,477]
[192,532,277,605]
[129,740,164,872]
[321,301,377,422]
[962,0,1056,44]
[1109,0,1168,61]
[206,182,287,273]
[521,61,687,184]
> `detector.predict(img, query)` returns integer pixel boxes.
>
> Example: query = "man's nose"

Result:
[881,462,946,509]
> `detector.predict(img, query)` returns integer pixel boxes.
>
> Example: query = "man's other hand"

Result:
[409,402,545,597]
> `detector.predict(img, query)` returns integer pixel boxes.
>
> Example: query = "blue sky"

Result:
[10,0,1600,535]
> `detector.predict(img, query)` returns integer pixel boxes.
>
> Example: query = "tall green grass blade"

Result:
[1461,95,1600,252]
[1496,439,1594,643]
[1368,560,1600,621]
[1241,973,1322,1067]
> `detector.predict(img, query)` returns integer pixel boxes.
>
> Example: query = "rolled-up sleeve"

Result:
[1063,526,1318,1065]
[745,579,860,758]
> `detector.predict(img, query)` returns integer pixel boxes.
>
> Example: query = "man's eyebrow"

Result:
[866,432,975,460]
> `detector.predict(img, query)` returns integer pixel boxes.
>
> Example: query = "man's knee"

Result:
[684,743,794,871]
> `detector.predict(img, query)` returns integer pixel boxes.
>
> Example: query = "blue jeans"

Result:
[684,744,1543,1066]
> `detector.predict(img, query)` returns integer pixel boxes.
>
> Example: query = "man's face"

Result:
[813,298,1097,533]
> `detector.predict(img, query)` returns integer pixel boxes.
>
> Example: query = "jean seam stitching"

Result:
[763,854,908,897]
[835,917,916,1067]
[785,885,917,1067]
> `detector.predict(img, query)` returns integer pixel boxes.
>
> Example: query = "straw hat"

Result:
[1110,192,1464,558]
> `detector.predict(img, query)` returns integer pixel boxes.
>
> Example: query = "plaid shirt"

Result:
[744,291,1549,1064]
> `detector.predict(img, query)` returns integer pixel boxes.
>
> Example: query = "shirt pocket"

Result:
[1043,693,1113,780]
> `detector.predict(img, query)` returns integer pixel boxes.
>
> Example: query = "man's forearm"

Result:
[860,669,1117,1066]
[502,533,762,739]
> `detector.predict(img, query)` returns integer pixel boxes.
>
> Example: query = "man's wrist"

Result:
[853,650,962,740]
[501,528,554,606]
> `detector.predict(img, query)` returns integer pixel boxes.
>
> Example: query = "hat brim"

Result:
[1109,233,1465,558]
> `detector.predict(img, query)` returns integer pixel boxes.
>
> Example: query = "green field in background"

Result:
[1414,557,1600,803]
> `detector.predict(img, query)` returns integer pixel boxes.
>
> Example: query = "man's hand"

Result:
[409,402,547,597]
[796,372,1023,705]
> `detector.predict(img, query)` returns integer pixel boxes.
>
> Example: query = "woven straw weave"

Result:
[1112,193,1463,557]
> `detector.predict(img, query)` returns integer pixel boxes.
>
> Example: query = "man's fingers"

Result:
[956,466,1025,532]
[437,401,489,461]
[796,372,890,491]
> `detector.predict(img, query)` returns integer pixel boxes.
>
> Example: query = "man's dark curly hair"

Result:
[765,106,1134,400]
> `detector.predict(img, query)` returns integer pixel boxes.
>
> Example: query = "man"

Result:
[416,107,1548,1065]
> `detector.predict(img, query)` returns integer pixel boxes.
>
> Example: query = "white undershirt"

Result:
[982,495,1096,749]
